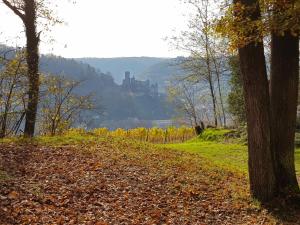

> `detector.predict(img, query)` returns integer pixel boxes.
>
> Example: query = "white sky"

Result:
[0,0,191,58]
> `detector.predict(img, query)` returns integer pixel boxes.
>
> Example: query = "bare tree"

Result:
[169,0,228,127]
[168,79,205,134]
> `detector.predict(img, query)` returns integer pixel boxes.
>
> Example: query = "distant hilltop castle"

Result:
[122,71,158,97]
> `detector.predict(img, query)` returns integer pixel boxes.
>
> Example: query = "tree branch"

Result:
[2,0,25,21]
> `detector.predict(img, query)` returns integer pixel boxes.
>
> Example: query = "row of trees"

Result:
[218,0,299,202]
[0,49,95,137]
[167,0,230,131]
[93,127,196,143]
[169,0,299,202]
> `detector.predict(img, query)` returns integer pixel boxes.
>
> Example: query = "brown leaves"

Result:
[0,141,298,224]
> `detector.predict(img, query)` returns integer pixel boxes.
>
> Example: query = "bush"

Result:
[198,128,232,141]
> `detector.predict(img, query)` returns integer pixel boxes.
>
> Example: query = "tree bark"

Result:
[236,0,277,201]
[270,31,299,193]
[239,41,276,201]
[23,0,40,137]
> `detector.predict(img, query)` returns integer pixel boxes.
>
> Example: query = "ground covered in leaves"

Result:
[0,136,299,224]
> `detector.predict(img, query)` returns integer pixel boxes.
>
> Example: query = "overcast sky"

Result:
[0,0,191,58]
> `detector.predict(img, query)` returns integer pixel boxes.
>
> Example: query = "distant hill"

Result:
[138,58,186,90]
[76,57,185,90]
[0,46,175,129]
[40,55,175,127]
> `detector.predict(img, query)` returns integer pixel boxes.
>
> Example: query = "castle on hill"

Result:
[121,71,158,97]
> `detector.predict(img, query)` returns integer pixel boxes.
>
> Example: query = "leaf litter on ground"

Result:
[0,137,299,224]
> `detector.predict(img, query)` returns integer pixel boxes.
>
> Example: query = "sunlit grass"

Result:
[164,132,300,176]
[164,141,248,173]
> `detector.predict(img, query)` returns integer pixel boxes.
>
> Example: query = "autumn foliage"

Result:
[92,127,195,143]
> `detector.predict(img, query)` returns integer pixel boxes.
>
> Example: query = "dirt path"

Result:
[0,140,299,225]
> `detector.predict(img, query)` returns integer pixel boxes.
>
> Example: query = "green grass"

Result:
[165,141,248,173]
[196,128,233,142]
[164,129,300,176]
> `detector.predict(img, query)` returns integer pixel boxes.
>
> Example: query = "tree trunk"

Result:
[270,31,299,193]
[236,0,276,201]
[211,55,227,127]
[207,74,218,127]
[204,22,218,127]
[23,0,40,137]
[217,72,226,127]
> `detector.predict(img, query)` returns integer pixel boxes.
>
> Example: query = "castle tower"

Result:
[122,71,131,89]
[125,71,130,80]
[131,76,136,91]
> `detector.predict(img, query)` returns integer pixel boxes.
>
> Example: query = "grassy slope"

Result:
[165,141,248,173]
[164,129,300,176]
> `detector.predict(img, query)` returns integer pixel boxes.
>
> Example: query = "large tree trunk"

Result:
[270,31,299,193]
[239,41,277,201]
[23,0,40,137]
[236,0,276,201]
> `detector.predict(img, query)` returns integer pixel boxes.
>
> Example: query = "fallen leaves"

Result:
[0,139,298,225]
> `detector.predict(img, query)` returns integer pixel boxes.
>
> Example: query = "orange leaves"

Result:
[95,222,108,225]
[0,141,298,224]
[7,191,19,200]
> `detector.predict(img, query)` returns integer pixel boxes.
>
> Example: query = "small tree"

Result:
[169,0,228,127]
[0,51,27,137]
[38,75,95,136]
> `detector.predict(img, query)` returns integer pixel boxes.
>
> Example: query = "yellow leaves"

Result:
[214,0,300,49]
[61,126,196,144]
[110,128,128,137]
[63,128,86,136]
[93,127,109,137]
[91,126,196,144]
